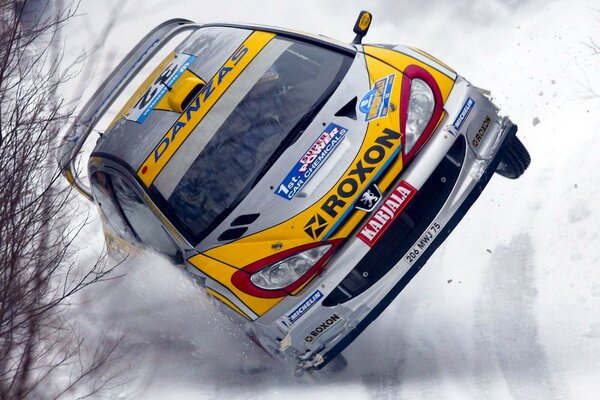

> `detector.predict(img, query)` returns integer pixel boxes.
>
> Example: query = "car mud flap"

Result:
[310,123,519,370]
[291,305,367,370]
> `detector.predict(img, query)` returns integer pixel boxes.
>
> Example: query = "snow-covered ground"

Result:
[66,1,600,398]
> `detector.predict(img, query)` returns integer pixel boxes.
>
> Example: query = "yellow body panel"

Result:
[364,46,455,103]
[409,46,456,75]
[206,288,251,320]
[161,44,456,320]
[188,254,283,316]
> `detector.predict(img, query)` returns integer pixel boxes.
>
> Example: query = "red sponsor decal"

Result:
[299,128,340,172]
[357,181,417,246]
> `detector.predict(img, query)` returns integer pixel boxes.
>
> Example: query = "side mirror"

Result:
[352,10,372,44]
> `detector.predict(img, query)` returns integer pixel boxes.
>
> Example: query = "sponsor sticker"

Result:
[304,313,343,343]
[303,214,329,241]
[471,115,491,148]
[357,181,417,246]
[285,290,323,325]
[127,53,197,123]
[275,123,348,200]
[452,97,475,133]
[404,221,442,264]
[359,74,395,121]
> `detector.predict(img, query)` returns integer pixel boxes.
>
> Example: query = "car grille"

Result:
[323,136,466,306]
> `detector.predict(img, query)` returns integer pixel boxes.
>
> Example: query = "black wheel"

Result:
[321,354,348,373]
[495,135,531,179]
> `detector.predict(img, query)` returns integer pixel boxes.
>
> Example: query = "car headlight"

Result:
[250,244,332,290]
[405,78,435,154]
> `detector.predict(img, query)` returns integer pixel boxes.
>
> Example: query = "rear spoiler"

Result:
[58,19,202,201]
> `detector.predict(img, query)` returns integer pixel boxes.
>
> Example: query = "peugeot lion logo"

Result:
[355,183,381,212]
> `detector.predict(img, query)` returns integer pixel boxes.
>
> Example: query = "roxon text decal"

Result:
[471,115,491,148]
[304,313,342,343]
[304,127,402,240]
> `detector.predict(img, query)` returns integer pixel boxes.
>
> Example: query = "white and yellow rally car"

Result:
[60,12,530,371]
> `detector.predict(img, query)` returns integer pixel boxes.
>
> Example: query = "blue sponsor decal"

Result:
[275,123,348,200]
[452,97,475,133]
[359,74,395,121]
[128,53,197,123]
[286,290,323,325]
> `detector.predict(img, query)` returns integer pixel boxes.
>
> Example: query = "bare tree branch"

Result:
[0,1,128,398]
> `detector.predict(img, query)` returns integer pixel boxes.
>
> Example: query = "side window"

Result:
[91,172,136,243]
[111,174,180,258]
[90,171,181,259]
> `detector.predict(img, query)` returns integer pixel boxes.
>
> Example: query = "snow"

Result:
[66,0,600,398]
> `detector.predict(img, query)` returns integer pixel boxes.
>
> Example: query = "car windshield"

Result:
[153,35,351,243]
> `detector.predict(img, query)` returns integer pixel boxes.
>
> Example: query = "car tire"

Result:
[495,135,531,179]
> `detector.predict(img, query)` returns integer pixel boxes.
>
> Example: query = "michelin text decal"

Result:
[452,97,475,133]
[286,290,323,325]
[276,123,347,200]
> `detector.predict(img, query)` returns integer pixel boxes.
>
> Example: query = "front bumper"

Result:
[249,77,517,371]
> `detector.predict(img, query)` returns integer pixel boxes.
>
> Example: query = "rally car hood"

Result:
[197,44,457,254]
[186,42,456,317]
